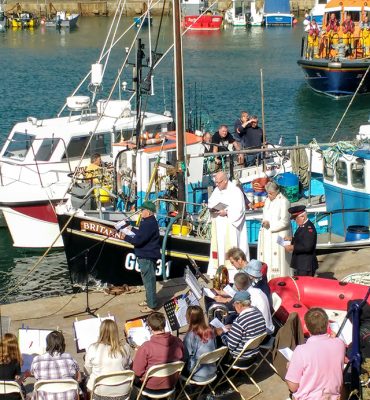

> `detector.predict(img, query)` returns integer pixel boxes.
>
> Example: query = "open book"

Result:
[208,202,227,212]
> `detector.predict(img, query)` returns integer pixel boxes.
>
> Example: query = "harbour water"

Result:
[0,17,369,303]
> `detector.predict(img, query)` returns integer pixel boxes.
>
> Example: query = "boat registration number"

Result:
[124,252,172,277]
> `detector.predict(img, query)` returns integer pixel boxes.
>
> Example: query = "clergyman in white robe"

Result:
[257,190,292,280]
[207,175,249,281]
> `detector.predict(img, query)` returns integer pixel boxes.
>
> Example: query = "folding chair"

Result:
[135,361,185,399]
[34,378,79,399]
[176,346,228,400]
[250,292,283,376]
[92,371,135,399]
[0,381,25,400]
[214,333,267,400]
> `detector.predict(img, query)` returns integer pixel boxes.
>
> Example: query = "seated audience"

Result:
[84,319,132,399]
[214,272,274,333]
[132,312,184,391]
[285,308,346,400]
[225,248,272,307]
[0,335,24,400]
[183,305,217,382]
[31,331,80,400]
[215,291,266,367]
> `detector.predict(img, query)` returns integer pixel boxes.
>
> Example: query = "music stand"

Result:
[64,249,98,319]
[186,254,210,284]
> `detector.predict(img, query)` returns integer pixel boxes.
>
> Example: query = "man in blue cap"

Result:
[121,201,160,312]
[215,290,266,367]
[285,205,318,277]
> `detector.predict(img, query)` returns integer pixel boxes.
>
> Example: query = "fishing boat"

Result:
[7,11,38,29]
[181,0,223,31]
[224,0,263,27]
[0,0,6,31]
[263,0,294,26]
[269,276,370,335]
[44,11,79,29]
[297,0,370,97]
[133,15,153,27]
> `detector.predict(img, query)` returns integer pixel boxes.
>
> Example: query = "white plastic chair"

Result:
[34,378,79,399]
[214,333,267,400]
[135,361,185,399]
[0,381,25,400]
[92,370,135,399]
[176,346,228,400]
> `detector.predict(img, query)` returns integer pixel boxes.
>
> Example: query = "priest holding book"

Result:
[207,171,249,280]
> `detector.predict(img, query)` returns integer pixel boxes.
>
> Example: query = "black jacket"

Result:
[291,219,318,275]
[124,215,161,261]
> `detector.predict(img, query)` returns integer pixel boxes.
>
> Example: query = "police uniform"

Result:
[288,206,318,277]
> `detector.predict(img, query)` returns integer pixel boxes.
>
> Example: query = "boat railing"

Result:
[308,207,370,244]
[301,33,370,60]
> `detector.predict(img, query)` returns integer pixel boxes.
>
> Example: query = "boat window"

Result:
[167,150,177,167]
[90,133,111,155]
[3,132,35,160]
[323,160,334,181]
[115,129,134,142]
[346,12,360,23]
[35,138,61,161]
[62,136,90,160]
[351,161,365,188]
[144,124,163,135]
[335,160,348,185]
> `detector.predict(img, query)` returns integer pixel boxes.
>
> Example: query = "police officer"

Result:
[284,205,318,276]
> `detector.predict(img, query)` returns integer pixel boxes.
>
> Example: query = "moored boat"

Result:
[181,0,223,31]
[297,0,370,97]
[263,0,294,26]
[269,275,370,335]
[44,11,79,29]
[7,11,38,29]
[0,0,6,31]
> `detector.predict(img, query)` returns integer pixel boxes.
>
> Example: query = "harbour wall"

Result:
[4,0,316,17]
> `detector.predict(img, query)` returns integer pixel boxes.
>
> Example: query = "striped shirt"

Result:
[221,307,266,359]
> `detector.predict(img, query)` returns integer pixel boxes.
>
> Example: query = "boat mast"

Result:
[173,0,186,204]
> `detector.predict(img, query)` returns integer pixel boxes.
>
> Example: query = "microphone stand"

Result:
[64,248,99,319]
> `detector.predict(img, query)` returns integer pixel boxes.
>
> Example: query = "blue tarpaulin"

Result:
[264,0,291,13]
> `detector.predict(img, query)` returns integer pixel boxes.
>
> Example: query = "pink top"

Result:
[285,334,345,400]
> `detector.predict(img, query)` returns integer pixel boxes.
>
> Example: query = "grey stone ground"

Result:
[2,247,369,399]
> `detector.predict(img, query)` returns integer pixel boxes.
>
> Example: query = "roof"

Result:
[325,0,367,9]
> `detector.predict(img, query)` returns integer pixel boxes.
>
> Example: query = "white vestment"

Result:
[207,180,249,281]
[257,193,292,280]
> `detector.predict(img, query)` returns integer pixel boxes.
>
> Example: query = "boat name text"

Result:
[80,221,124,239]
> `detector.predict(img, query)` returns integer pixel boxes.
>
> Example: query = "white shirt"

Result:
[248,287,274,334]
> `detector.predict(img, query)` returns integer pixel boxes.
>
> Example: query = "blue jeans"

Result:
[138,258,158,309]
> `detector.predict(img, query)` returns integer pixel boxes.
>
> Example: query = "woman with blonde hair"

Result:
[84,319,132,399]
[183,305,217,382]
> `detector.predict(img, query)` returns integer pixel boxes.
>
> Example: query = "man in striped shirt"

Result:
[216,290,266,367]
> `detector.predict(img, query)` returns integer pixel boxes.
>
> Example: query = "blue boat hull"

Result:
[297,59,370,97]
[264,14,293,26]
[134,16,153,27]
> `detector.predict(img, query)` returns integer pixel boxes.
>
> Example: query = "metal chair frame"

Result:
[176,346,228,400]
[213,333,267,400]
[0,380,25,400]
[92,370,135,399]
[135,361,185,400]
[34,378,79,399]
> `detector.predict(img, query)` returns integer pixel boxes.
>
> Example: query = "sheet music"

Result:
[209,318,227,332]
[279,347,294,361]
[187,291,200,306]
[330,320,353,345]
[73,315,115,352]
[185,267,203,300]
[203,287,216,299]
[277,236,291,247]
[175,297,188,327]
[18,328,53,355]
[223,284,236,298]
[208,202,227,211]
